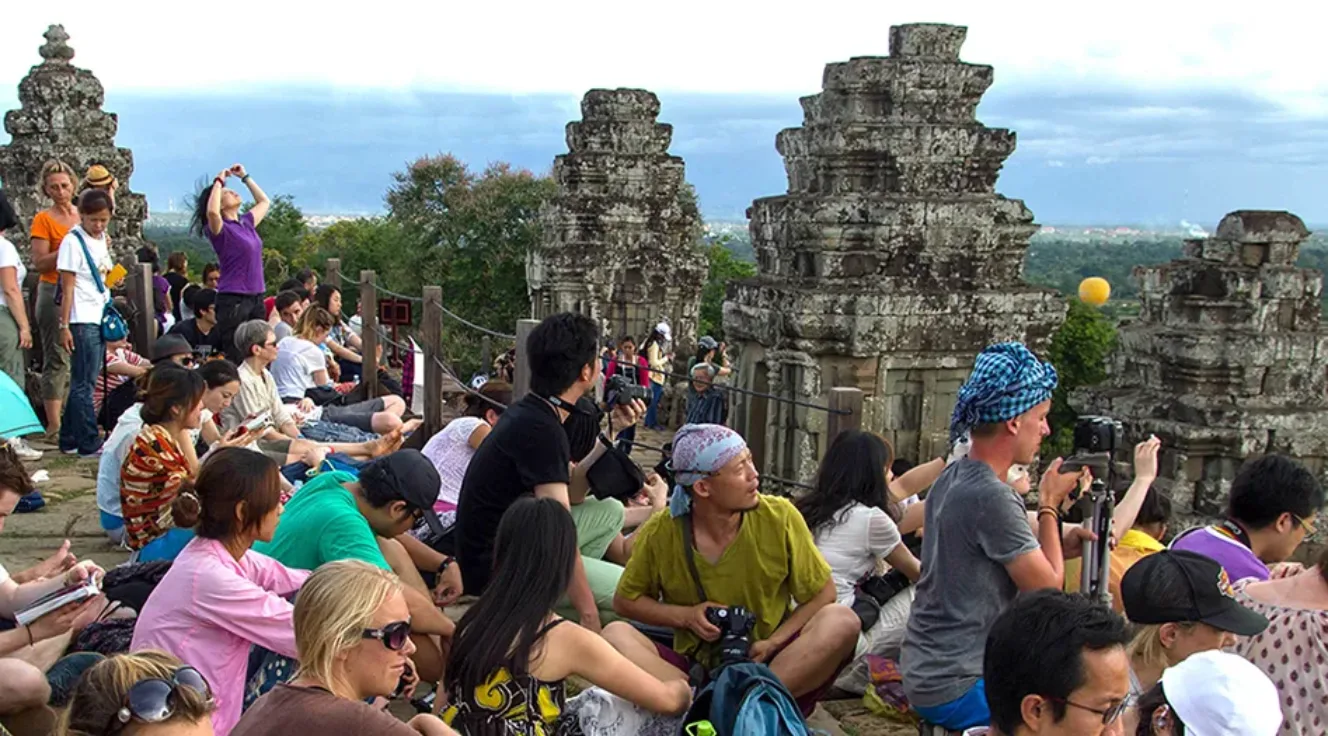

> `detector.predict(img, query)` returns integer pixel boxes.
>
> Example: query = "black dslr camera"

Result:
[1073,415,1121,456]
[1063,415,1123,606]
[705,605,756,666]
[605,373,651,406]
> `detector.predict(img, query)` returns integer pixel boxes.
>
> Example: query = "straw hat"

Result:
[84,164,116,188]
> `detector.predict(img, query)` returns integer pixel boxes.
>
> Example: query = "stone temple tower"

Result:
[529,88,708,352]
[0,24,149,262]
[723,24,1066,480]
[1081,211,1328,531]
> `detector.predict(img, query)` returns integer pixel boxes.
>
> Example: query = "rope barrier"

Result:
[638,364,850,415]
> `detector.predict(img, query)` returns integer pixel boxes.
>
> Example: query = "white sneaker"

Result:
[10,438,43,461]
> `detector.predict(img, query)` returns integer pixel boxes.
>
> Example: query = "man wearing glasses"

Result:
[1171,453,1323,583]
[974,589,1132,736]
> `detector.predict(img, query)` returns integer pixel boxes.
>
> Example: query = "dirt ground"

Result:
[3,429,915,736]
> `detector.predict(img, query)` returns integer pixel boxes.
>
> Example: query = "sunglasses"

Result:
[1048,695,1131,726]
[107,666,212,732]
[1292,513,1317,534]
[362,620,412,651]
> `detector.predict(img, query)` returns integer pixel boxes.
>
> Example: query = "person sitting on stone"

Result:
[795,430,921,695]
[1170,453,1323,582]
[455,312,645,629]
[972,589,1132,736]
[167,287,222,360]
[603,423,860,715]
[222,319,403,468]
[899,342,1091,733]
[416,381,511,549]
[1117,549,1268,730]
[151,333,197,368]
[271,288,306,342]
[252,451,459,685]
[684,362,727,426]
[56,650,216,736]
[94,337,150,432]
[1132,650,1282,736]
[233,560,456,736]
[271,307,407,435]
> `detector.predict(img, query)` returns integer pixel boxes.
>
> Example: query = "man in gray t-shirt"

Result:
[899,342,1084,732]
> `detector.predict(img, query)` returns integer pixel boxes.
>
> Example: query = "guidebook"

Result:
[14,576,100,627]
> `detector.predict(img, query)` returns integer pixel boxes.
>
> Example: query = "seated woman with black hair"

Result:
[443,497,690,734]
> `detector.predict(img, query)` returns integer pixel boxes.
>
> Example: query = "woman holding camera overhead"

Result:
[443,496,691,734]
[191,163,270,364]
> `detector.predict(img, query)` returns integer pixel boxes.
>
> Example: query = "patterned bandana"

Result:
[668,423,748,517]
[949,342,1058,442]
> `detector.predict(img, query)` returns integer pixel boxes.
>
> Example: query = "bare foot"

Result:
[402,418,423,436]
[370,428,404,457]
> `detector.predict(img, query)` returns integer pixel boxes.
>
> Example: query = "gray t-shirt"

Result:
[900,458,1039,707]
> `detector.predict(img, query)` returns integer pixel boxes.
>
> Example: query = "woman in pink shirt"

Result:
[132,447,308,735]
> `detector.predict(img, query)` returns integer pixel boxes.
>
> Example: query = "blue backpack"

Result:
[681,662,809,736]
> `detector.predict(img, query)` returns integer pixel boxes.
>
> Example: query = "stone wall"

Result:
[0,25,149,262]
[722,24,1065,481]
[528,88,707,353]
[1080,211,1328,532]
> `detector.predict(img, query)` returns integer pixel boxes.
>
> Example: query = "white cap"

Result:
[655,322,671,340]
[1160,650,1282,736]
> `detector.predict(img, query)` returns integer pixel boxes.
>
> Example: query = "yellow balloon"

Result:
[1078,277,1111,306]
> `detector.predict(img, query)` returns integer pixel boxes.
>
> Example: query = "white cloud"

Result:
[1,0,1325,117]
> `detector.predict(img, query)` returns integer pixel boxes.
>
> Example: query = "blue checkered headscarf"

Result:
[949,342,1058,442]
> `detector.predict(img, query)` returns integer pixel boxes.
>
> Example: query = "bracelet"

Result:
[213,177,225,187]
[1037,507,1061,520]
[437,556,454,575]
[241,174,252,183]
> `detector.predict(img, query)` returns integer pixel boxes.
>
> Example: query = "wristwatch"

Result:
[437,556,455,575]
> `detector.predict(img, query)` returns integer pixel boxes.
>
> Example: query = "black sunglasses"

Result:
[107,666,212,732]
[362,620,412,651]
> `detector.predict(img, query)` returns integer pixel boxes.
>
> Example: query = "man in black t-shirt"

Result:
[168,287,222,359]
[455,312,645,631]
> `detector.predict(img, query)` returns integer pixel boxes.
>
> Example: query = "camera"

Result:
[605,373,650,406]
[704,605,756,666]
[1072,415,1122,455]
[1066,415,1122,607]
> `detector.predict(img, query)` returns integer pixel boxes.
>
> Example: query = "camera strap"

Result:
[679,516,709,603]
[1216,518,1254,550]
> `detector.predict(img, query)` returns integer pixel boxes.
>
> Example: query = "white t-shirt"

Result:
[0,236,27,310]
[421,416,485,511]
[55,226,111,324]
[813,502,905,604]
[273,320,294,342]
[270,336,326,400]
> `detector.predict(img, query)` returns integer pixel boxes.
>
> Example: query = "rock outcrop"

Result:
[722,24,1065,480]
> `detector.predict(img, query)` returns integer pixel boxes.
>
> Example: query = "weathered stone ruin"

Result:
[1081,211,1328,529]
[0,25,149,261]
[722,24,1065,480]
[528,88,708,353]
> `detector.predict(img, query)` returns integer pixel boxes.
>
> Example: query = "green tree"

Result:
[698,237,756,341]
[1046,298,1118,456]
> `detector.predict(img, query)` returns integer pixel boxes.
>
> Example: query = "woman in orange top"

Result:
[29,159,80,438]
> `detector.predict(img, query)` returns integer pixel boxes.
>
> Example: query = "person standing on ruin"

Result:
[29,160,80,441]
[191,164,270,363]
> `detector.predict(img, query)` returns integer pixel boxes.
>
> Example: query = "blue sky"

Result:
[3,1,1326,225]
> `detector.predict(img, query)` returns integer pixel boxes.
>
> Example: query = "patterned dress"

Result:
[119,425,190,550]
[443,620,581,736]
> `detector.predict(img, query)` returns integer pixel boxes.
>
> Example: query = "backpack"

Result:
[680,662,809,736]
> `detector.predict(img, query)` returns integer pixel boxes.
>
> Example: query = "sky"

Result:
[2,1,1327,224]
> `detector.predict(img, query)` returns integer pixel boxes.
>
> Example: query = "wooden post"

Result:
[131,262,156,356]
[359,270,379,399]
[325,259,341,290]
[826,387,864,443]
[513,319,538,400]
[422,286,444,440]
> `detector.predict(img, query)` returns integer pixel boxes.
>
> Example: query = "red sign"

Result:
[379,299,413,326]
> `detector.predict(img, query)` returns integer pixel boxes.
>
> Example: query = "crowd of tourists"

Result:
[0,160,1323,736]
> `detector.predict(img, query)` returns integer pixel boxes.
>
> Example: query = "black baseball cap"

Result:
[358,450,446,538]
[152,334,195,363]
[1120,550,1268,636]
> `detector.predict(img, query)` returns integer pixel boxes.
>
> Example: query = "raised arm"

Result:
[889,458,944,503]
[232,164,270,225]
[206,170,227,236]
[1110,436,1161,545]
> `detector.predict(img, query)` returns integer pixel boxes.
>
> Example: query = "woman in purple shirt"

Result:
[191,163,271,364]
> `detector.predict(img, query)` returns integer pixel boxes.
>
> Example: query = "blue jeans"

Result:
[59,323,104,454]
[644,381,664,428]
[913,679,989,731]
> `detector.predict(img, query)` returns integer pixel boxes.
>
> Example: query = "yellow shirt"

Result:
[617,495,831,669]
[1064,528,1165,612]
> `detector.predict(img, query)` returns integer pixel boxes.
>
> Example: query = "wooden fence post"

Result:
[826,387,864,444]
[359,270,379,399]
[513,319,538,400]
[422,286,444,440]
[325,259,341,290]
[131,262,156,356]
